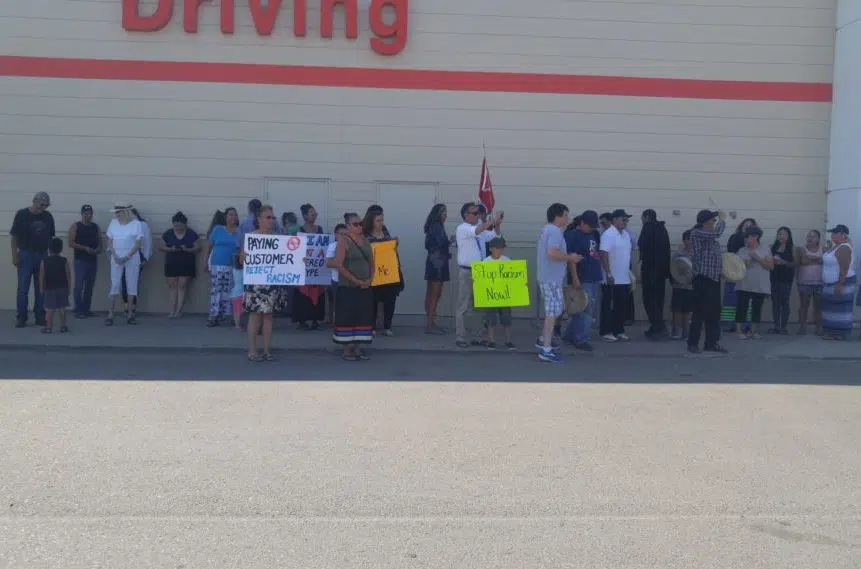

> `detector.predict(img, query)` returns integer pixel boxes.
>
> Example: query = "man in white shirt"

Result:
[599,209,633,343]
[455,202,500,347]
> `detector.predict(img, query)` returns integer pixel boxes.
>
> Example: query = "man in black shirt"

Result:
[10,192,56,327]
[68,204,102,318]
[638,209,672,338]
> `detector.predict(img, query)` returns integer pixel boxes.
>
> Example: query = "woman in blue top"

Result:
[204,207,240,326]
[423,204,450,334]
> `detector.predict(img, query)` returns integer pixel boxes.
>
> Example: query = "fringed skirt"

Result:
[332,286,374,345]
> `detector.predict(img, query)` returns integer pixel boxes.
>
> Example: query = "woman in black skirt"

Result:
[331,213,375,360]
[291,203,326,330]
[423,204,450,334]
[159,211,200,318]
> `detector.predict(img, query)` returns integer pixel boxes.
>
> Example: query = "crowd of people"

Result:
[10,191,861,362]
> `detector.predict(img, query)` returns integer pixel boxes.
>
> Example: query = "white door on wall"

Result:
[377,182,439,315]
[264,178,330,231]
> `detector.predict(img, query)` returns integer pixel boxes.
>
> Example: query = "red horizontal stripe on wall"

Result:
[0,55,832,102]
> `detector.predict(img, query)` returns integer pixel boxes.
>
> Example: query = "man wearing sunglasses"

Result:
[455,202,502,348]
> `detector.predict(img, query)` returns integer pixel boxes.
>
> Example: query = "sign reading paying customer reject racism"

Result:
[471,260,530,308]
[244,234,306,286]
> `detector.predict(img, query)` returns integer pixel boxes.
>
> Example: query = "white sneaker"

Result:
[602,334,618,343]
[616,334,631,342]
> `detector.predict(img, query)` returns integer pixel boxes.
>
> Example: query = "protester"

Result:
[562,210,602,351]
[820,224,856,341]
[735,227,774,339]
[365,209,401,336]
[687,209,728,354]
[723,218,757,331]
[121,208,151,315]
[331,212,375,360]
[325,223,348,322]
[160,211,201,318]
[599,209,633,343]
[638,209,671,339]
[204,207,240,326]
[598,213,612,234]
[482,237,515,350]
[769,226,795,334]
[423,204,451,335]
[795,229,823,335]
[241,205,280,361]
[11,191,55,328]
[536,203,582,362]
[622,216,637,325]
[670,230,694,340]
[68,204,101,319]
[230,254,244,331]
[291,203,326,330]
[39,238,71,334]
[454,202,499,348]
[281,211,300,235]
[105,203,144,326]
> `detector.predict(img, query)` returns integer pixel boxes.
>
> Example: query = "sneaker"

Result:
[602,334,618,343]
[616,334,631,342]
[750,333,762,340]
[687,345,701,354]
[534,338,544,349]
[505,342,516,351]
[739,333,749,340]
[574,342,593,352]
[456,340,469,349]
[382,329,394,337]
[538,350,563,363]
[486,342,497,350]
[670,332,682,341]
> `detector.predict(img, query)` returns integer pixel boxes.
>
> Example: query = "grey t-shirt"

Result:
[536,224,567,284]
[737,244,772,294]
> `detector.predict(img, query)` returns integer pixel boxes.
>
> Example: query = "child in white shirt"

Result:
[483,237,515,350]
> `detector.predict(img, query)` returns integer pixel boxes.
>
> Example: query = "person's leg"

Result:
[383,288,396,331]
[73,259,85,315]
[121,270,129,311]
[688,276,706,349]
[750,293,765,335]
[43,307,54,332]
[455,269,472,343]
[28,253,45,324]
[107,259,124,323]
[83,260,97,315]
[779,282,791,330]
[167,277,178,316]
[642,278,657,333]
[246,312,261,357]
[704,279,723,349]
[124,256,141,323]
[812,292,822,334]
[797,291,810,334]
[261,313,274,356]
[599,284,613,337]
[59,307,67,330]
[485,312,497,345]
[654,278,666,334]
[176,277,189,315]
[232,297,242,328]
[208,269,220,319]
[220,268,233,319]
[613,285,630,336]
[539,283,562,355]
[15,252,35,325]
[735,290,749,335]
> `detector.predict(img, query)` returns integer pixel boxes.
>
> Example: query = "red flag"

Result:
[477,156,495,214]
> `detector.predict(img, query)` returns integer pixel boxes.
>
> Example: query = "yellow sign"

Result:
[371,240,401,286]
[471,260,530,308]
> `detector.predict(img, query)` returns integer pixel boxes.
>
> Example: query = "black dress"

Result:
[292,225,326,325]
[424,222,451,282]
[162,229,199,278]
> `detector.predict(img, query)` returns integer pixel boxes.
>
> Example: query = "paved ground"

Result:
[2,350,861,568]
[2,310,861,361]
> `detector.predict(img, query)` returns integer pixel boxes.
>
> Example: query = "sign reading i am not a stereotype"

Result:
[244,234,306,286]
[471,260,530,308]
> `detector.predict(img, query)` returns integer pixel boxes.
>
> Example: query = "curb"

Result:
[2,343,860,362]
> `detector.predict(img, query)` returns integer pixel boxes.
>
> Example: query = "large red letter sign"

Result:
[320,0,358,40]
[122,0,173,32]
[369,0,408,56]
[249,0,283,36]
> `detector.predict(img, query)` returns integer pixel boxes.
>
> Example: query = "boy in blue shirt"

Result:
[562,210,603,351]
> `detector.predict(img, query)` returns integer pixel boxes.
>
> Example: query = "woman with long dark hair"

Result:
[769,226,795,334]
[364,209,400,335]
[159,211,201,318]
[291,203,326,330]
[423,203,450,334]
[204,207,239,326]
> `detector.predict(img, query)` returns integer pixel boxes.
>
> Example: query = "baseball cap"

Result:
[611,209,632,219]
[581,210,600,227]
[488,237,506,249]
[696,209,718,224]
[33,191,51,205]
[81,204,93,213]
[827,224,850,235]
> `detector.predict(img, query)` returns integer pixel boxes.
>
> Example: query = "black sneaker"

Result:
[687,345,701,354]
[486,342,497,350]
[505,342,516,351]
[574,342,593,352]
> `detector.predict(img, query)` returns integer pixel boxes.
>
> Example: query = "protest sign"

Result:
[243,234,306,286]
[299,233,334,285]
[471,259,530,308]
[371,240,401,286]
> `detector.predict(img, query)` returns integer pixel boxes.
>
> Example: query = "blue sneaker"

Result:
[538,350,563,363]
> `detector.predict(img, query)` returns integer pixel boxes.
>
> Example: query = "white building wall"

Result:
[0,0,836,315]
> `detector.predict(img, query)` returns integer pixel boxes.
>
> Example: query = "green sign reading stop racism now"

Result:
[470,260,530,308]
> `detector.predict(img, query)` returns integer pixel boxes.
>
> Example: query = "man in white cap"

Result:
[10,192,56,327]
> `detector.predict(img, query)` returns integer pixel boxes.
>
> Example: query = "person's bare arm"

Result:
[334,238,365,287]
[760,254,775,270]
[836,246,851,283]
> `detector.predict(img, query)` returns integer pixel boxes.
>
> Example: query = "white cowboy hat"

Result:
[110,203,134,213]
[565,286,589,315]
[721,252,747,283]
[670,256,694,286]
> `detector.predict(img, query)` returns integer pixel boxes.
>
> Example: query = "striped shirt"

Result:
[690,220,726,282]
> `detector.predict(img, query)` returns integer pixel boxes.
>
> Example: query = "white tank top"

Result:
[822,243,856,284]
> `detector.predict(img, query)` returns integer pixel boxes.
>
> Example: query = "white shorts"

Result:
[539,281,564,318]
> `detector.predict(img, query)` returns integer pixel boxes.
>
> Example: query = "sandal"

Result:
[40,327,52,334]
[247,352,263,362]
[341,354,359,361]
[126,314,137,325]
[262,352,275,361]
[59,326,69,333]
[206,318,218,328]
[105,317,114,326]
[356,353,370,361]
